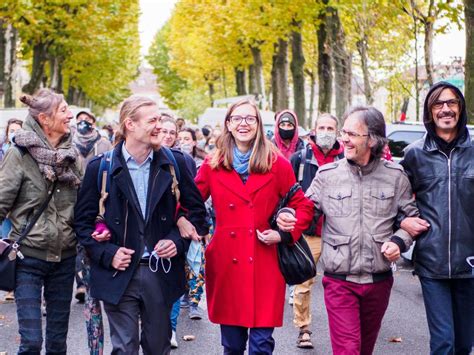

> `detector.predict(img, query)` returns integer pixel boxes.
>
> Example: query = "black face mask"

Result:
[279,127,295,140]
[77,120,93,135]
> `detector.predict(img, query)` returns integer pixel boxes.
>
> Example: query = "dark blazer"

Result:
[74,142,208,305]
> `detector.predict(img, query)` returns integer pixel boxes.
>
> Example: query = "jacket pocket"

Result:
[371,232,391,272]
[321,233,351,273]
[370,187,395,217]
[325,187,352,217]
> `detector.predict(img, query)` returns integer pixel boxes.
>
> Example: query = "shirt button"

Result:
[230,232,236,237]
[232,258,238,264]
[249,229,253,235]
[249,257,253,263]
[229,203,235,209]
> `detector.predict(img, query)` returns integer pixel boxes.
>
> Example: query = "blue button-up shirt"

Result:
[122,144,154,257]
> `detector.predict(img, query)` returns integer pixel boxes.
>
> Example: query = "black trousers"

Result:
[103,264,172,355]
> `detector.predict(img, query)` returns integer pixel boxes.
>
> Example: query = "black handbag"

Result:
[270,183,317,285]
[0,181,57,291]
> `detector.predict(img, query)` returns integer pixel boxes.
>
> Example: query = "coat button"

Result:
[114,218,120,225]
[229,203,235,209]
[230,232,236,237]
[161,216,167,221]
[249,257,253,263]
[232,258,238,263]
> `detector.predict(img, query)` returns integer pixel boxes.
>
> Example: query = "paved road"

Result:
[0,260,431,354]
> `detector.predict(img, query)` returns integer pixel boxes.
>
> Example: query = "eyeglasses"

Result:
[432,99,459,110]
[228,115,258,125]
[340,129,369,139]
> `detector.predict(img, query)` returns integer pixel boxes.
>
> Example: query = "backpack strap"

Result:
[161,147,181,204]
[97,150,114,218]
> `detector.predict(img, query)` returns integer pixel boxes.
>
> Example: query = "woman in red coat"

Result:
[195,99,313,354]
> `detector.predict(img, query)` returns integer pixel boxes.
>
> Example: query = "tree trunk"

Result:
[0,20,5,94]
[465,0,474,123]
[221,67,227,98]
[306,69,316,129]
[49,56,63,93]
[291,22,306,126]
[3,24,17,107]
[235,67,247,95]
[423,19,434,86]
[250,46,265,98]
[22,42,49,94]
[248,64,258,94]
[329,6,351,121]
[208,82,215,106]
[317,3,332,114]
[356,35,373,105]
[271,38,288,112]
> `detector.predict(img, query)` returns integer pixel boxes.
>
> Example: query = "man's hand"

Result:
[154,239,177,259]
[381,242,400,262]
[257,229,282,246]
[276,212,297,232]
[177,216,201,241]
[111,247,135,271]
[401,217,430,238]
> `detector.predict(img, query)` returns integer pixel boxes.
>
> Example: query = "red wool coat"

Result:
[195,155,314,328]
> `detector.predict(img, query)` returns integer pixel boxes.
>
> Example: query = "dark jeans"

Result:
[419,277,474,355]
[103,264,172,355]
[75,244,85,289]
[15,255,75,355]
[220,325,275,355]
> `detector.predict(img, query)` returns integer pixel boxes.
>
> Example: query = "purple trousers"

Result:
[322,276,393,355]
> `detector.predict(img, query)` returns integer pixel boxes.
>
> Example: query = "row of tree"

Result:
[0,0,141,109]
[148,0,472,126]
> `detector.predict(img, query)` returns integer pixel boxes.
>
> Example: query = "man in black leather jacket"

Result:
[401,81,474,355]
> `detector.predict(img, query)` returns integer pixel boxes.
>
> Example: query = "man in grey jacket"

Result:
[278,106,428,355]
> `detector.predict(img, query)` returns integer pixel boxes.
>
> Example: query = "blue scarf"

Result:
[232,146,252,175]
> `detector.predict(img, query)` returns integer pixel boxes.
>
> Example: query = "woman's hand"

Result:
[177,216,201,241]
[276,212,297,232]
[91,221,111,242]
[257,229,281,246]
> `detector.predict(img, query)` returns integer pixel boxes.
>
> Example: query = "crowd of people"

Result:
[0,81,472,355]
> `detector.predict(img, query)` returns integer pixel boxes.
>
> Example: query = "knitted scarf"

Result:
[14,130,81,186]
[232,145,252,175]
[73,130,101,158]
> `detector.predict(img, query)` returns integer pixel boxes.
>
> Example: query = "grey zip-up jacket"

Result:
[305,158,418,283]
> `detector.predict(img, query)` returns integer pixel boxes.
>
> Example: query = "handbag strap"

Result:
[17,180,57,245]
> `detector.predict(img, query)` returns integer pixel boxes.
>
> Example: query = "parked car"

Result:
[386,122,474,162]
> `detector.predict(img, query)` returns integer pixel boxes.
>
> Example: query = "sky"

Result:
[139,0,466,63]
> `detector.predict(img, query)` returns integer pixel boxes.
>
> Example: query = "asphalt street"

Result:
[0,260,432,354]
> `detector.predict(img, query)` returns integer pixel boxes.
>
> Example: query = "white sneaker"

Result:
[171,330,178,349]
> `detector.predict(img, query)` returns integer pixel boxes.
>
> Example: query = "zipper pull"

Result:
[16,250,24,260]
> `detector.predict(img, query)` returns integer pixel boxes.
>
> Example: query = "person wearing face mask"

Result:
[178,127,207,169]
[73,111,112,175]
[272,110,305,160]
[288,113,344,349]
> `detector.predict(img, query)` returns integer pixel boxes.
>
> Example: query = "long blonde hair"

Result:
[210,99,276,174]
[116,95,157,142]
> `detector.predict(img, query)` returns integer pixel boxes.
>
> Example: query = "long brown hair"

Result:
[210,99,276,174]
